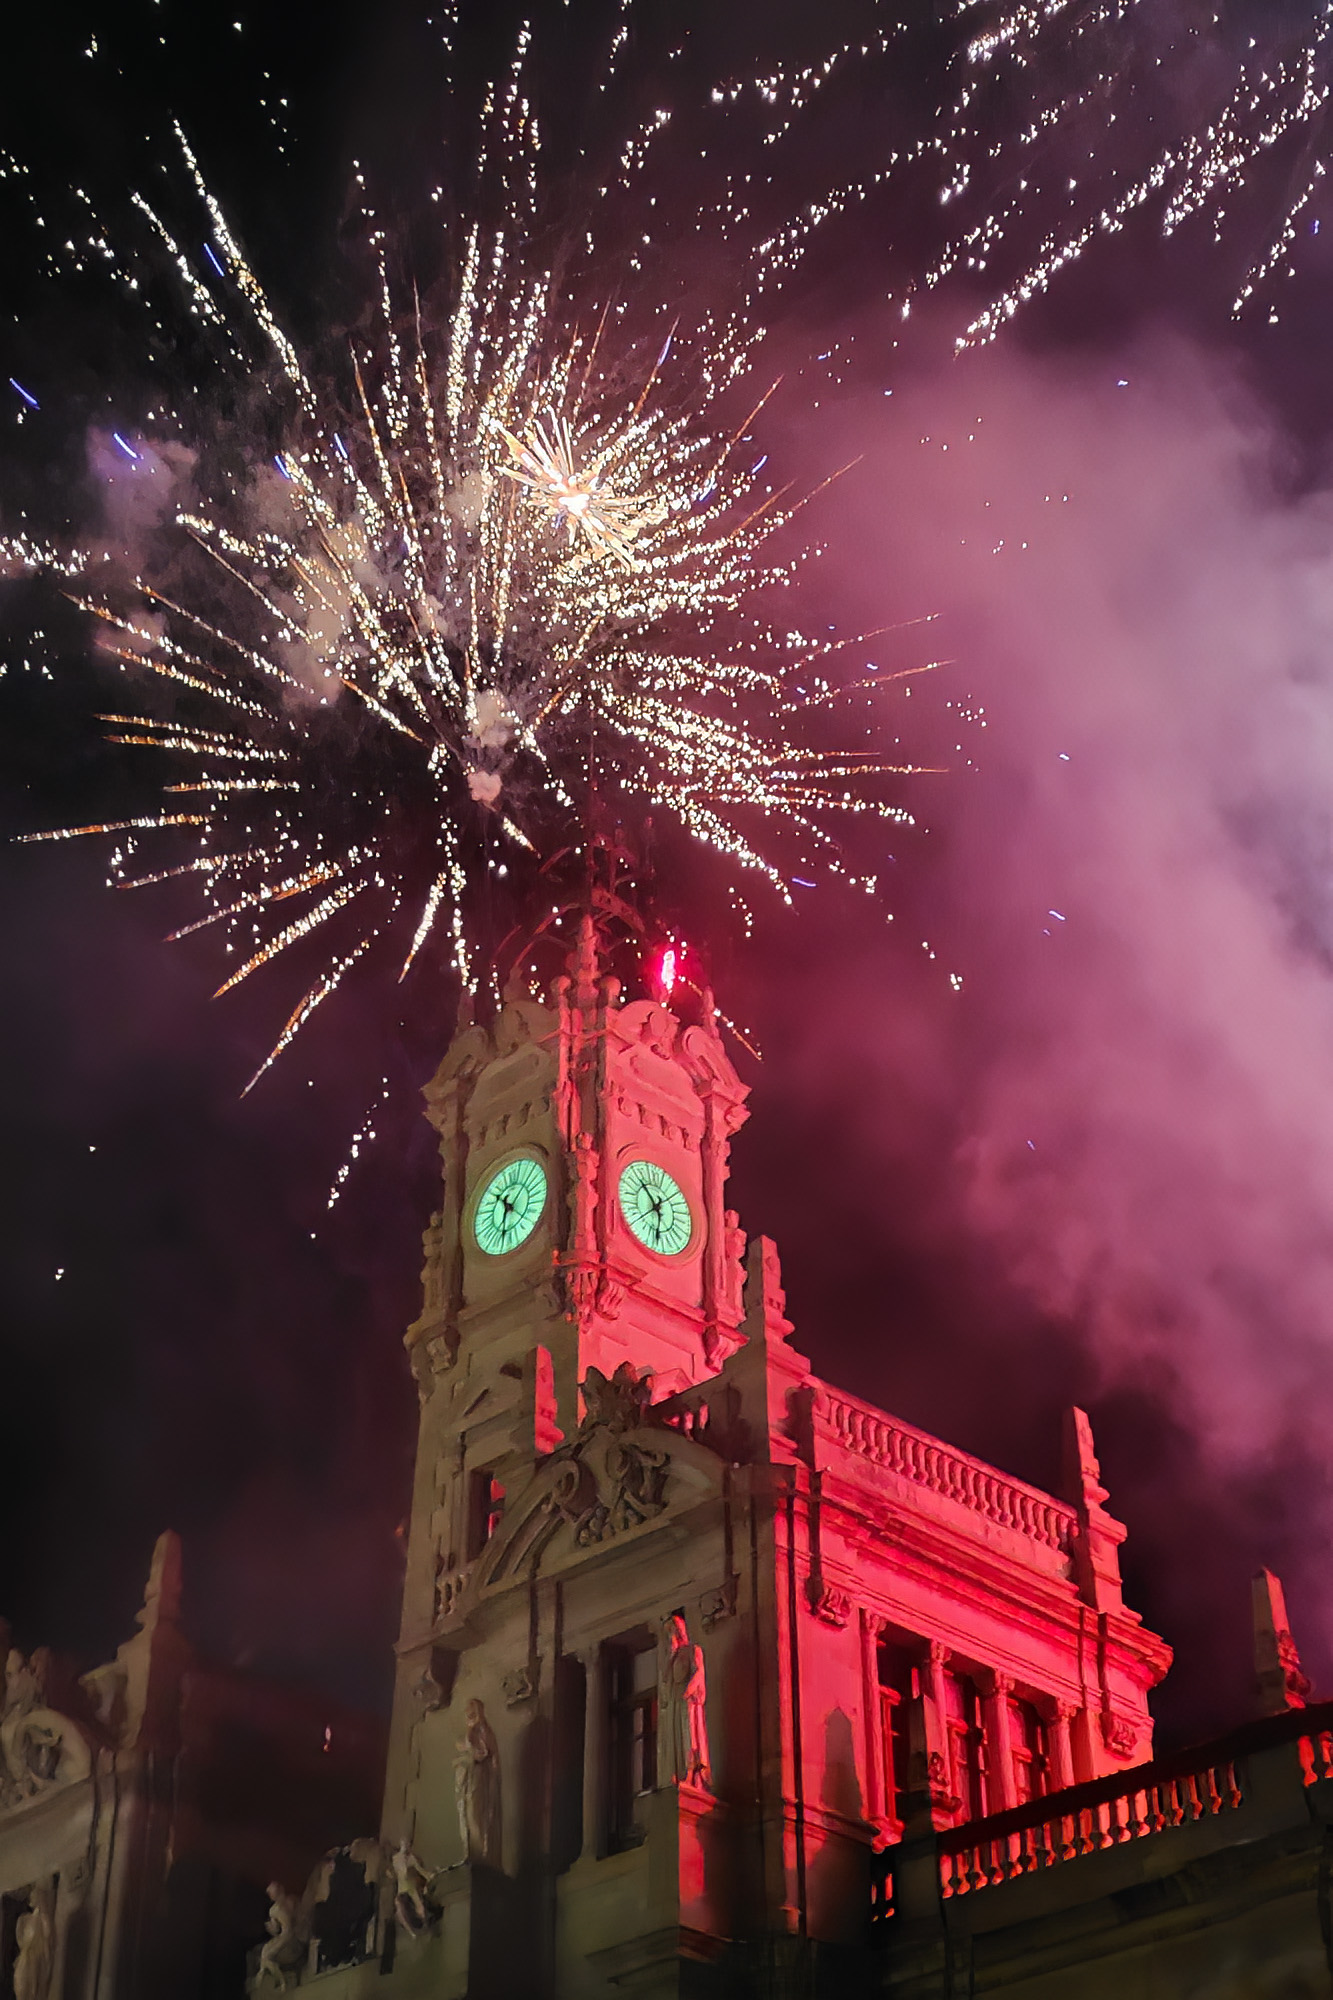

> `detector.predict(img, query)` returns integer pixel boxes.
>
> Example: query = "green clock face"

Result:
[474,1156,548,1256]
[619,1160,693,1256]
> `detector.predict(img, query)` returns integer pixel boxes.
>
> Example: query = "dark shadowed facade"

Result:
[4,923,1330,1997]
[0,1534,383,1998]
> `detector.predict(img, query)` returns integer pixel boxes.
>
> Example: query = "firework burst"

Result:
[2,21,933,1087]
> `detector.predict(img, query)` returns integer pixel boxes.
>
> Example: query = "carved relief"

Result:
[699,1577,738,1630]
[808,1584,852,1629]
[0,1651,92,1806]
[502,1662,538,1707]
[1100,1709,1138,1757]
[576,1433,669,1543]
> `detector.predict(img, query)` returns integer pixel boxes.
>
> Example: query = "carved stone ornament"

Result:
[808,1584,852,1629]
[0,1651,92,1808]
[699,1577,738,1630]
[579,1362,653,1435]
[552,1422,670,1549]
[1100,1709,1137,1757]
[442,1364,677,1620]
[411,1666,444,1718]
[1276,1628,1313,1699]
[924,1751,962,1814]
[502,1662,538,1707]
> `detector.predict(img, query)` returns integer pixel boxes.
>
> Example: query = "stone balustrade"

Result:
[816,1386,1078,1555]
[870,1698,1333,1929]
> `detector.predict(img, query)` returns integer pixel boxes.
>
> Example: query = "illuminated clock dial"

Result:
[474,1157,548,1256]
[618,1160,693,1256]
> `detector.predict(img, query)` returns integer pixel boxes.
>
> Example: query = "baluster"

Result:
[1059,1811,1078,1863]
[1223,1759,1242,1809]
[939,1853,956,1901]
[1203,1764,1222,1815]
[1112,1792,1132,1842]
[1127,1787,1148,1839]
[966,1843,986,1894]
[1076,1807,1096,1856]
[1146,1784,1166,1834]
[1093,1800,1114,1850]
[1185,1773,1205,1822]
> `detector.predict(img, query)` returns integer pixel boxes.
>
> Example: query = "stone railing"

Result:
[818,1386,1077,1556]
[910,1699,1333,1908]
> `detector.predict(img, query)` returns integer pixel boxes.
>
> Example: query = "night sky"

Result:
[4,0,1333,1748]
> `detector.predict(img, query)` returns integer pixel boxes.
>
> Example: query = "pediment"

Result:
[447,1420,723,1619]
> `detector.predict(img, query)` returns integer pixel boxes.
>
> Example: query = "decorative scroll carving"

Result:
[454,1699,502,1867]
[443,1364,678,1620]
[661,1615,710,1789]
[0,1652,92,1806]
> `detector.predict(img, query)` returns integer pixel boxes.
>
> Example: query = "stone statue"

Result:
[453,1698,502,1867]
[420,1212,446,1315]
[391,1839,436,1932]
[12,1891,52,2000]
[255,1882,304,1991]
[661,1615,710,1788]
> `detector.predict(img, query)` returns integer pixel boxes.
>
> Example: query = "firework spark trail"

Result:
[0,14,936,1080]
[921,0,1333,343]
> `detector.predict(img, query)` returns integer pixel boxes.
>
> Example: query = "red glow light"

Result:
[659,946,678,996]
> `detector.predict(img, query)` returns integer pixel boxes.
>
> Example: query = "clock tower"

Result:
[397,910,749,1644]
[406,911,749,1443]
[343,903,1171,2000]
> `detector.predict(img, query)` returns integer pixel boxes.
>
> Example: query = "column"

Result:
[979,1671,1017,1816]
[1046,1701,1076,1792]
[914,1641,959,1827]
[859,1612,885,1825]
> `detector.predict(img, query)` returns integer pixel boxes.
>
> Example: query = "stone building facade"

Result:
[7,920,1328,1996]
[279,921,1173,1997]
[0,1534,383,2000]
